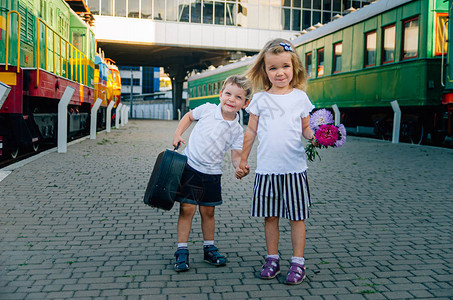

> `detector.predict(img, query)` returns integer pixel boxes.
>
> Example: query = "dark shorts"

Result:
[175,164,222,206]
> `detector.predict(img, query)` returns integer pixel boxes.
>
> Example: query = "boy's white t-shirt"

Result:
[246,89,315,175]
[182,103,244,175]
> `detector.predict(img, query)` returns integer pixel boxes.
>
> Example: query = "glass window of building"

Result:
[215,1,225,25]
[305,52,313,78]
[191,1,201,23]
[282,7,290,30]
[313,0,321,9]
[333,42,342,73]
[303,0,311,9]
[365,30,377,67]
[402,17,419,59]
[317,48,324,77]
[382,24,395,63]
[87,0,99,15]
[142,0,152,19]
[115,0,126,17]
[303,10,311,29]
[313,11,320,25]
[128,0,139,18]
[436,13,448,56]
[101,0,112,15]
[178,0,190,22]
[154,1,165,20]
[323,0,331,10]
[283,0,291,6]
[166,0,178,21]
[226,2,236,25]
[244,1,260,29]
[333,0,341,11]
[292,9,301,31]
[203,1,214,24]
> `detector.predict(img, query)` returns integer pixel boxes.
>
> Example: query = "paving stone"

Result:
[1,120,452,299]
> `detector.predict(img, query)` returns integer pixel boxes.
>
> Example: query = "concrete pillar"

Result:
[106,101,115,132]
[90,98,103,139]
[116,103,123,129]
[57,86,75,153]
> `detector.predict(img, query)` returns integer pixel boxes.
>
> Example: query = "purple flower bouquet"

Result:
[305,109,346,162]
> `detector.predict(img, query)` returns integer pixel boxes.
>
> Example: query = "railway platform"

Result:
[0,119,452,300]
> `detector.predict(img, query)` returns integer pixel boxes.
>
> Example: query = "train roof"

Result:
[292,0,414,46]
[187,56,256,82]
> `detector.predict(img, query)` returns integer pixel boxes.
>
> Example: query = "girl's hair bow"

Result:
[280,42,293,52]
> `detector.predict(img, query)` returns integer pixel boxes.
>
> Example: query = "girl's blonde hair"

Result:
[246,38,308,92]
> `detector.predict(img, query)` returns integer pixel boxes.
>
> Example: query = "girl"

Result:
[236,38,316,285]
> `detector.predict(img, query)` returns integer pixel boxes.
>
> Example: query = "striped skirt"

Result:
[251,171,311,221]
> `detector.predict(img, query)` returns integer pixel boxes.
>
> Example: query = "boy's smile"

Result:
[219,83,248,121]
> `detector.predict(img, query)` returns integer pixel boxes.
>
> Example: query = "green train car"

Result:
[188,0,452,145]
[0,0,97,158]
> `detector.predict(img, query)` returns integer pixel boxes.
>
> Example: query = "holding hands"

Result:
[235,161,250,179]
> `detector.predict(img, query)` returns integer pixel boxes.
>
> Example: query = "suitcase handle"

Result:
[174,142,181,151]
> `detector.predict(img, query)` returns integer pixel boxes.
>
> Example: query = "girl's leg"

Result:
[199,205,215,240]
[177,202,197,243]
[289,220,306,257]
[264,217,280,255]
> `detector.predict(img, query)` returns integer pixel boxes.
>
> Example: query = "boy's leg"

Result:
[199,205,215,241]
[264,217,280,255]
[177,202,197,243]
[174,202,197,272]
[199,205,226,266]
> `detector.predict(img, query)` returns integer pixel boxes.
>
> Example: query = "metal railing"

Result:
[36,17,88,88]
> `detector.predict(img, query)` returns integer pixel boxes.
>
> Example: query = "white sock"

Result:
[291,256,305,265]
[203,240,215,247]
[267,254,280,260]
[177,243,188,249]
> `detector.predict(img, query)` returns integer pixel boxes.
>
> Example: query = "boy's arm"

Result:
[173,111,195,148]
[231,149,241,169]
[235,113,259,178]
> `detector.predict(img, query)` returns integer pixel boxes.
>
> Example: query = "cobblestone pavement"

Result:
[1,119,452,300]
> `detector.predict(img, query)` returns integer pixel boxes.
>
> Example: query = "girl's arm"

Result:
[236,113,259,178]
[173,111,195,148]
[302,116,318,146]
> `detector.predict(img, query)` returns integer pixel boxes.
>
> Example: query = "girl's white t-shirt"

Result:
[246,89,315,175]
[182,103,244,175]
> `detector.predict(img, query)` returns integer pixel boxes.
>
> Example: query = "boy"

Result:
[171,75,252,272]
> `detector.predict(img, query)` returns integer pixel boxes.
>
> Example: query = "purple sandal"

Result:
[259,257,280,279]
[285,262,306,285]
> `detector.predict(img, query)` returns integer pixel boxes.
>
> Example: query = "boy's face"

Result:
[219,83,248,117]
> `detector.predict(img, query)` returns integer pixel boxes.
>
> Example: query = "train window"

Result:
[435,13,448,56]
[333,42,342,73]
[305,52,313,78]
[365,30,377,67]
[202,84,206,96]
[317,48,324,77]
[402,17,419,60]
[213,82,218,94]
[197,86,201,97]
[382,24,395,64]
[208,83,211,95]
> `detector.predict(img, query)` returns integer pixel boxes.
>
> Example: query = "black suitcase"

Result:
[143,147,187,210]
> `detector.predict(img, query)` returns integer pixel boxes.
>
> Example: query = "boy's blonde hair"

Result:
[221,75,253,101]
[246,38,308,92]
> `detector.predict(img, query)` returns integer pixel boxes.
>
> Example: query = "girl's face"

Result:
[264,52,294,93]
